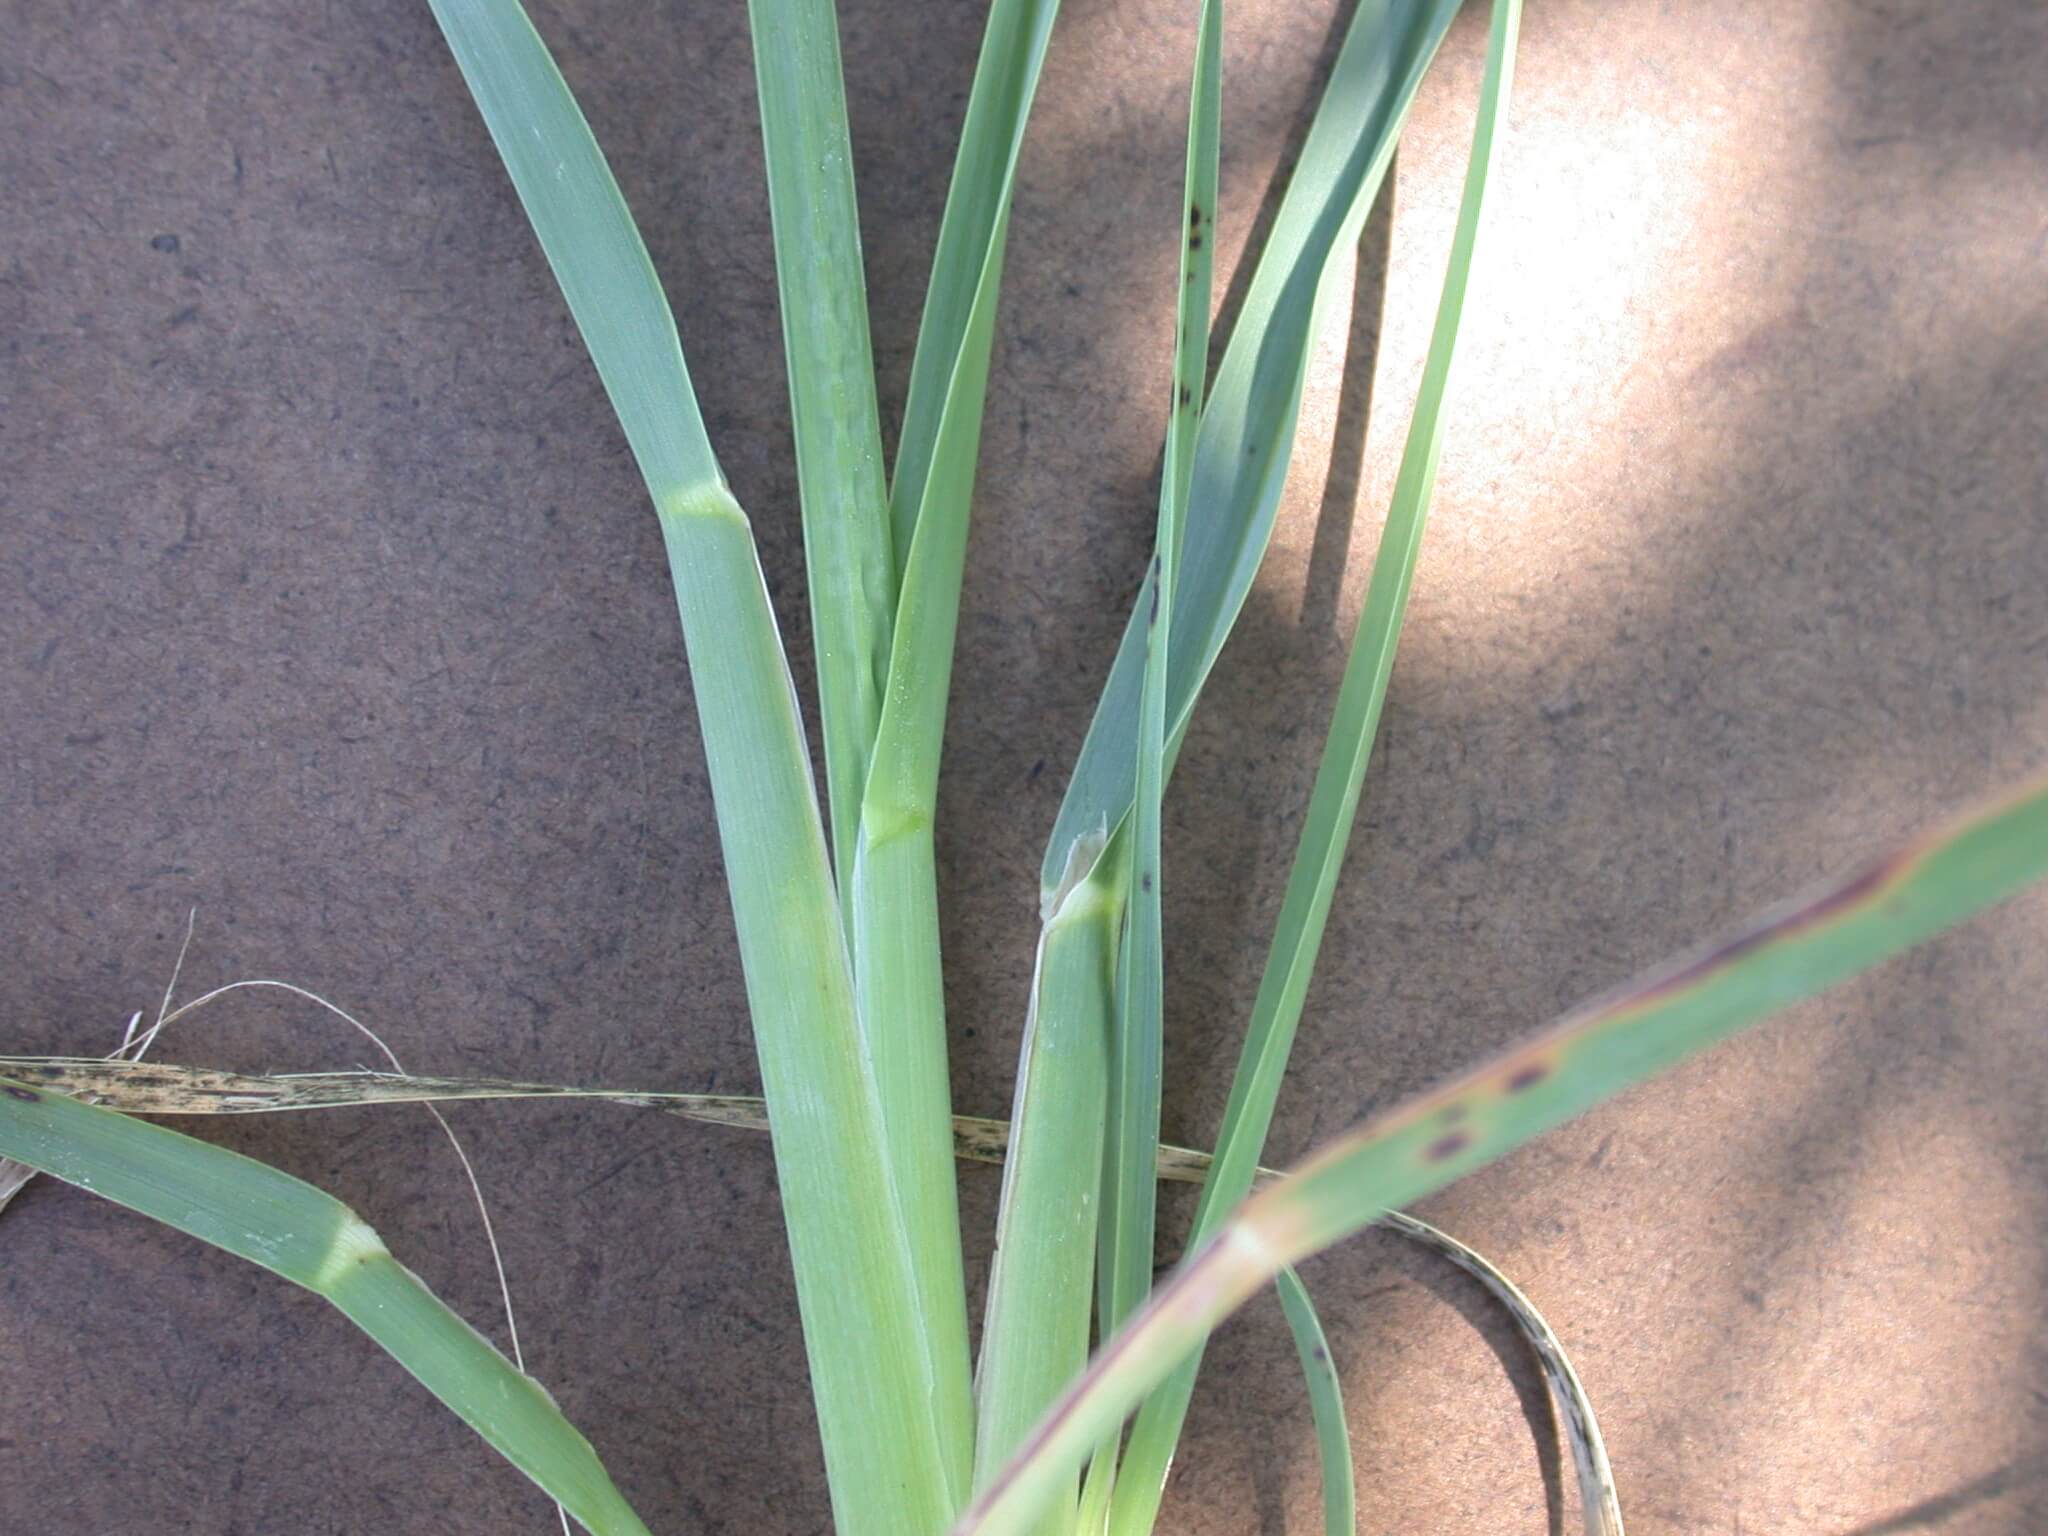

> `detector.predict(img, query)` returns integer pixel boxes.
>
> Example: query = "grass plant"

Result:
[4,2,2045,1534]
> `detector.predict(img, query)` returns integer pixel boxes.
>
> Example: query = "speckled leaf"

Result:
[1107,0,1522,1522]
[7,1053,1620,1521]
[955,766,2048,1536]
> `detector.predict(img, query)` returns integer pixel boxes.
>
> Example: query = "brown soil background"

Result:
[4,1,2046,1532]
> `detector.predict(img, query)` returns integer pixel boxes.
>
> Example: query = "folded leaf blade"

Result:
[425,4,958,1528]
[1043,0,1465,895]
[956,765,2048,1536]
[0,1081,653,1536]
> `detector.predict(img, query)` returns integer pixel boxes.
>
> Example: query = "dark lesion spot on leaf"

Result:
[1635,851,1908,1008]
[1178,383,1192,406]
[1424,1130,1470,1163]
[3,1084,41,1104]
[1188,234,1203,250]
[1311,1343,1329,1363]
[1189,203,1202,229]
[1140,872,1153,892]
[1504,1062,1549,1093]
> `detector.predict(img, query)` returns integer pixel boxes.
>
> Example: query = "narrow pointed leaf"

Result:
[974,844,1121,1533]
[1099,0,1223,1362]
[0,1080,652,1536]
[1043,0,1465,894]
[851,0,1069,1067]
[1380,1210,1624,1536]
[845,2,1073,1494]
[848,271,1002,1495]
[889,0,1060,563]
[7,1060,1619,1520]
[847,9,1081,1482]
[1111,0,1521,1520]
[1275,1268,1355,1536]
[748,0,897,905]
[424,2,955,1528]
[956,766,2048,1536]
[750,0,988,1495]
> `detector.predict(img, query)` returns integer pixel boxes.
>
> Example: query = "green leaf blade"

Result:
[1111,0,1521,1517]
[1274,1268,1355,1536]
[890,0,1061,563]
[955,763,2048,1536]
[1111,0,1522,1515]
[425,2,960,1526]
[844,2,1080,1500]
[750,0,982,1497]
[658,488,959,1536]
[1097,0,1222,1414]
[1043,0,1464,896]
[848,0,1072,1508]
[0,1081,654,1536]
[426,0,718,504]
[747,0,898,901]
[974,847,1121,1536]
